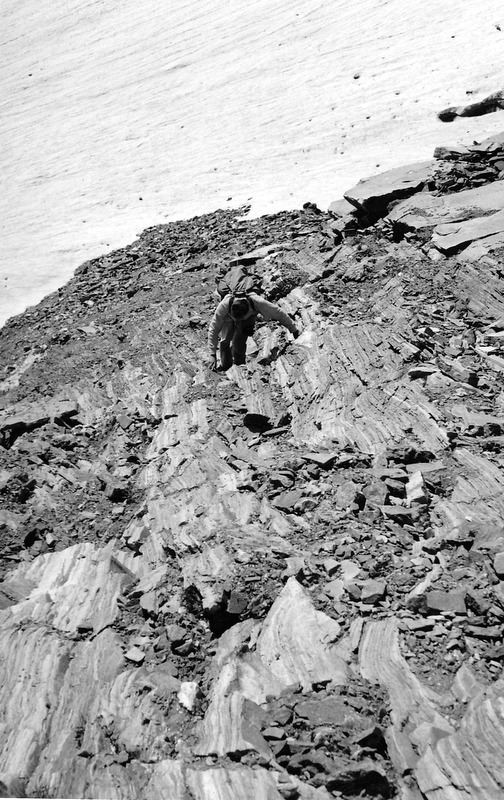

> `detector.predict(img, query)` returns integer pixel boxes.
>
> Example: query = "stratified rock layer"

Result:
[1,134,504,799]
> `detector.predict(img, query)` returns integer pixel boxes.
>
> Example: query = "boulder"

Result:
[344,161,435,219]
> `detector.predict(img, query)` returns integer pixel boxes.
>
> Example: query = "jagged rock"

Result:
[139,590,158,615]
[255,578,349,690]
[380,504,418,523]
[343,161,435,218]
[197,578,347,755]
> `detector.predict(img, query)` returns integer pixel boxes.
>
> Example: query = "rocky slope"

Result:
[1,132,504,799]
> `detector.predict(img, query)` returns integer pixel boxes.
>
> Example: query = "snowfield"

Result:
[1,0,503,326]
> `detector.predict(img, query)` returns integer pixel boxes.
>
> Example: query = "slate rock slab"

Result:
[344,161,435,218]
[387,181,504,231]
[432,208,504,254]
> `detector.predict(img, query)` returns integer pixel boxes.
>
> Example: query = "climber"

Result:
[208,292,300,371]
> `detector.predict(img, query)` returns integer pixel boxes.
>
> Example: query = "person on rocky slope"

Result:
[208,292,300,371]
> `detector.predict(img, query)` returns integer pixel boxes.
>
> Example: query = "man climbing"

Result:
[208,291,300,371]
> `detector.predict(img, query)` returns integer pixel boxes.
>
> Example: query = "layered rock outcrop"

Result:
[1,133,504,799]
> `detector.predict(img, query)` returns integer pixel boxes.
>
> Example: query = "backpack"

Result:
[216,265,262,300]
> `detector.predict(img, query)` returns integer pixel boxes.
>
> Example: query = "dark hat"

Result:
[231,298,250,319]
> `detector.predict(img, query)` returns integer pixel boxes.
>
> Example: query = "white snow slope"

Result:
[1,0,503,327]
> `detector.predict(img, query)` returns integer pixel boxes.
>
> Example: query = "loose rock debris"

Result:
[1,134,504,799]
